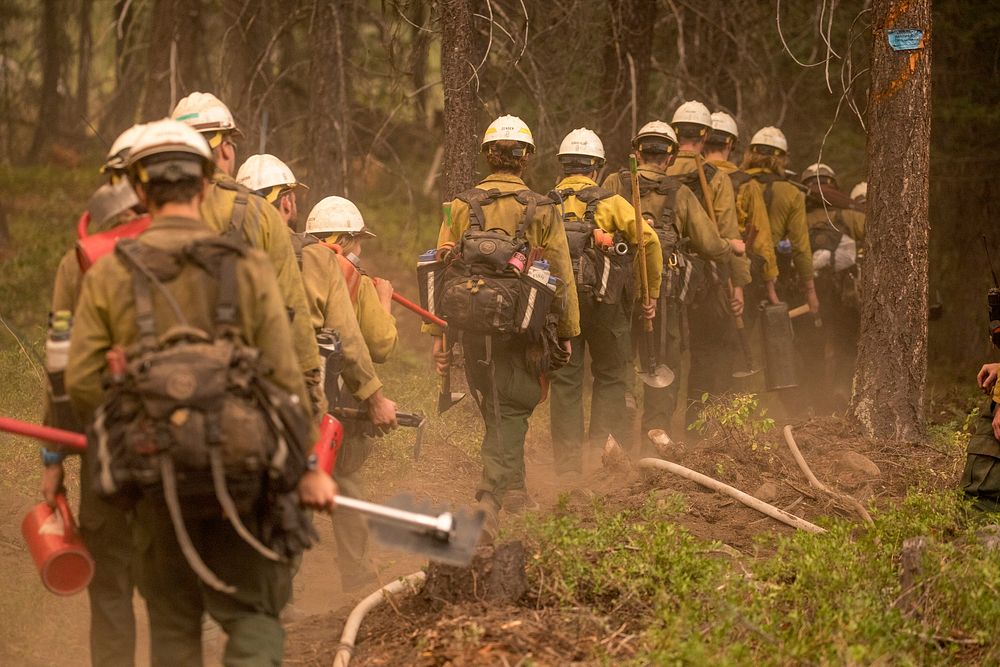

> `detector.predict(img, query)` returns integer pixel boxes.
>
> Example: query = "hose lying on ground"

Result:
[782,425,874,524]
[332,571,427,667]
[637,457,826,534]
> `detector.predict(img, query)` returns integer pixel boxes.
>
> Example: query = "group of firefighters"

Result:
[31,91,873,665]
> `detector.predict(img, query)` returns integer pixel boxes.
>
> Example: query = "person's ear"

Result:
[134,182,149,208]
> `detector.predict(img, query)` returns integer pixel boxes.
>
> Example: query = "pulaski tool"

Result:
[629,153,674,389]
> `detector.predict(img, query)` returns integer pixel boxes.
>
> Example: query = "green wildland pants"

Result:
[79,460,137,667]
[550,298,630,474]
[463,334,542,506]
[962,400,1000,512]
[331,429,375,589]
[133,498,292,667]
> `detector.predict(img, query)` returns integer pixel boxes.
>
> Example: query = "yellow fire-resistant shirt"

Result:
[298,240,384,401]
[806,204,867,246]
[745,168,814,283]
[199,170,320,374]
[601,166,736,279]
[710,159,780,282]
[66,216,311,445]
[437,173,581,339]
[353,273,398,364]
[552,174,662,299]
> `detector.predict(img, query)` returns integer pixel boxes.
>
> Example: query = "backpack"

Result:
[673,161,718,213]
[616,169,706,305]
[437,187,556,339]
[89,236,316,592]
[551,185,632,305]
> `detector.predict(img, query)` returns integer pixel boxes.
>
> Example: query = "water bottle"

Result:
[417,249,437,266]
[506,242,528,273]
[777,239,792,255]
[546,275,560,293]
[46,311,72,373]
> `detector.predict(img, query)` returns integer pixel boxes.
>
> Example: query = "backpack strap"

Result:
[455,187,504,231]
[227,192,248,241]
[729,169,752,193]
[115,239,195,351]
[572,186,614,226]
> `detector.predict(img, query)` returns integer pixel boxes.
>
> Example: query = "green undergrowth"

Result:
[522,492,1000,666]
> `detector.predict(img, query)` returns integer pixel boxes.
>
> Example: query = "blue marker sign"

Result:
[888,29,924,51]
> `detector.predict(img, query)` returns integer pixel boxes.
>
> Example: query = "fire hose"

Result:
[331,571,427,667]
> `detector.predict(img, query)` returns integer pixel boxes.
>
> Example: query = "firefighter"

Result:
[669,101,751,423]
[850,181,867,206]
[65,117,337,666]
[548,128,660,477]
[602,121,737,440]
[431,115,579,539]
[704,111,780,308]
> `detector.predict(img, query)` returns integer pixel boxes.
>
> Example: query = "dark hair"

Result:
[740,150,787,174]
[484,140,530,174]
[142,178,204,208]
[637,151,672,169]
[705,132,734,151]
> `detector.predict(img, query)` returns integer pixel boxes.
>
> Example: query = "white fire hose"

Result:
[331,571,427,667]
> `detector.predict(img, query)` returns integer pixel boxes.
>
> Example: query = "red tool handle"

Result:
[0,417,87,451]
[312,414,344,476]
[390,291,448,329]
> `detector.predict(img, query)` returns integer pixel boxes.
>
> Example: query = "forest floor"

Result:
[0,166,997,665]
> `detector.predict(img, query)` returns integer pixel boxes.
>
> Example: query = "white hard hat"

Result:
[632,120,678,154]
[482,115,534,149]
[850,181,868,202]
[710,112,739,140]
[305,196,375,239]
[235,154,309,202]
[801,162,836,182]
[172,92,241,148]
[558,128,605,160]
[126,118,212,183]
[87,179,140,226]
[749,126,788,154]
[102,123,147,174]
[671,100,712,128]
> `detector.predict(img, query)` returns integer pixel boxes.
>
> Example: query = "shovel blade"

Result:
[638,364,674,389]
[437,391,466,414]
[368,494,484,567]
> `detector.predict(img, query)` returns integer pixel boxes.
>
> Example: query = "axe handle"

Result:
[391,291,448,329]
[0,417,87,451]
[788,304,810,319]
[330,406,424,428]
[629,154,653,334]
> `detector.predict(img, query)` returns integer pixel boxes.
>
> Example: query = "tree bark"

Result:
[75,0,93,135]
[439,0,478,200]
[27,0,67,162]
[141,0,207,119]
[599,0,657,169]
[305,0,354,202]
[101,0,143,137]
[852,0,932,442]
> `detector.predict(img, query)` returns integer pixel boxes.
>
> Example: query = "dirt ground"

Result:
[0,250,966,666]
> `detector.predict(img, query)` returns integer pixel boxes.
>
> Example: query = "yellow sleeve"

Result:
[530,203,580,338]
[742,182,779,282]
[66,267,115,421]
[843,210,867,244]
[240,252,313,442]
[301,245,383,402]
[676,187,733,267]
[780,185,814,283]
[711,171,742,242]
[51,249,82,314]
[355,276,398,364]
[598,194,661,299]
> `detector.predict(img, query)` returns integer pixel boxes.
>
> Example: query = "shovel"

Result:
[341,493,484,567]
[630,154,675,390]
[437,333,466,414]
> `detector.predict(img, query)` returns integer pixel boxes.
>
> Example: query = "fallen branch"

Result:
[637,457,826,534]
[782,425,874,524]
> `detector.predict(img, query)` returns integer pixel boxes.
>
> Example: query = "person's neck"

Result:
[678,142,702,154]
[151,201,201,219]
[703,149,729,163]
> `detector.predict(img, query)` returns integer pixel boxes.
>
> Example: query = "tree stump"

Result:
[421,540,527,607]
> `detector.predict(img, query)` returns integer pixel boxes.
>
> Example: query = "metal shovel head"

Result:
[437,391,466,415]
[637,364,675,389]
[368,494,484,567]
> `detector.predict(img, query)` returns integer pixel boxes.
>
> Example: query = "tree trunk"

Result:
[852,0,932,442]
[75,0,93,135]
[101,0,143,137]
[27,0,67,162]
[141,0,207,119]
[305,0,354,202]
[439,0,478,200]
[598,0,657,169]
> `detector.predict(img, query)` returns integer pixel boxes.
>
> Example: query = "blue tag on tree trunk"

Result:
[887,29,924,51]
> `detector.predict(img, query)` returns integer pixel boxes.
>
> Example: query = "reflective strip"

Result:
[427,270,436,315]
[598,258,611,299]
[94,407,115,495]
[520,286,538,331]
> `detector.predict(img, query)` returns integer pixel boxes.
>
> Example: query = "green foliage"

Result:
[689,392,776,453]
[523,491,1000,665]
